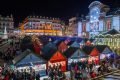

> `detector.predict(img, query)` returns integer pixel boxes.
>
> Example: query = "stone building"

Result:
[19,16,65,36]
[68,1,120,38]
[0,14,14,38]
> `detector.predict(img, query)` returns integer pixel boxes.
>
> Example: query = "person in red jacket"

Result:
[4,74,9,80]
[90,71,97,78]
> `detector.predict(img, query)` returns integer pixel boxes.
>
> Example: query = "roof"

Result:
[54,40,64,46]
[13,49,46,65]
[102,47,112,54]
[70,41,80,48]
[95,45,108,53]
[103,29,120,35]
[82,46,95,55]
[107,8,120,15]
[89,1,102,8]
[76,38,82,43]
[53,40,60,44]
[114,8,120,15]
[67,41,74,46]
[13,49,30,64]
[71,49,88,59]
[50,51,66,62]
[79,40,85,44]
[42,42,57,53]
[63,47,78,58]
[41,48,57,60]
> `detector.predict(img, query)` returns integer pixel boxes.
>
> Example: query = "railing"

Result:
[0,39,12,49]
[91,70,120,80]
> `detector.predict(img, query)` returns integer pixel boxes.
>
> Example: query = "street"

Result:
[104,71,120,80]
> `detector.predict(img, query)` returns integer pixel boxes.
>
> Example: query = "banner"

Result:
[48,61,66,72]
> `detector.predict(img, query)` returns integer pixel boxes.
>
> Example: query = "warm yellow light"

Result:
[21,30,62,33]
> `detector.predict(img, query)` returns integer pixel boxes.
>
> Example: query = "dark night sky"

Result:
[0,0,120,26]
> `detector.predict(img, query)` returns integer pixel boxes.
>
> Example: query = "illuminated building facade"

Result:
[0,15,14,34]
[95,29,120,55]
[68,17,78,36]
[19,16,65,36]
[77,1,120,38]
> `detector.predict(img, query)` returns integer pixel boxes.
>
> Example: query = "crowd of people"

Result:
[0,35,120,80]
[69,57,120,80]
[0,37,21,64]
[0,57,118,80]
[48,64,66,80]
[0,66,41,80]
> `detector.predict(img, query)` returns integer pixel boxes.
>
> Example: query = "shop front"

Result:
[64,47,88,70]
[70,41,80,48]
[48,51,67,72]
[13,49,47,76]
[95,45,113,60]
[88,47,99,64]
[83,46,99,65]
[100,47,113,60]
[48,60,66,72]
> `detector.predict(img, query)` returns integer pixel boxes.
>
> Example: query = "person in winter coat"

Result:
[4,74,9,80]
[78,71,83,80]
[75,70,80,80]
[36,74,40,80]
[90,71,96,78]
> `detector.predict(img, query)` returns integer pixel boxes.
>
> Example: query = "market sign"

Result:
[48,61,66,67]
[48,61,66,71]
[33,64,46,71]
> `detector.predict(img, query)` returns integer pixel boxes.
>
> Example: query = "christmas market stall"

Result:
[95,45,113,60]
[42,41,57,52]
[41,48,67,72]
[70,41,80,48]
[82,46,100,65]
[63,47,88,70]
[67,40,74,48]
[13,49,47,77]
[79,39,85,46]
[54,39,70,53]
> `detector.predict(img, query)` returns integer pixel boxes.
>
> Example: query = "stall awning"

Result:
[63,47,78,58]
[102,47,112,54]
[90,48,99,56]
[95,45,108,53]
[70,41,80,48]
[13,49,30,64]
[50,51,66,63]
[13,49,47,65]
[54,40,64,46]
[82,46,99,56]
[41,48,57,61]
[67,41,74,46]
[42,42,57,54]
[70,49,88,59]
[82,46,95,55]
